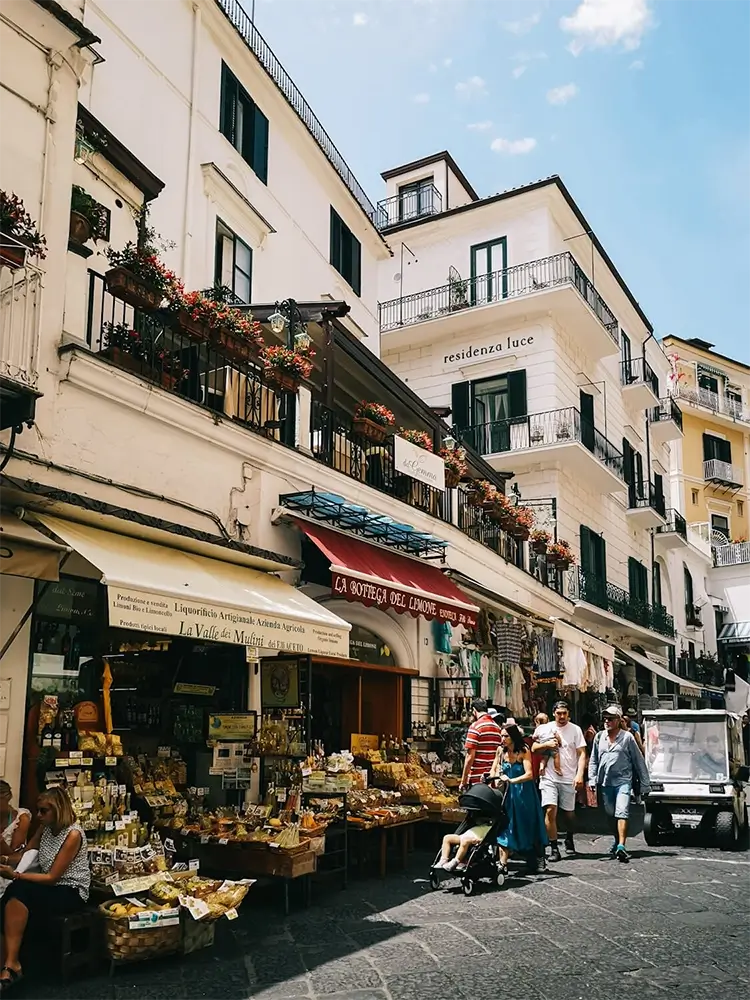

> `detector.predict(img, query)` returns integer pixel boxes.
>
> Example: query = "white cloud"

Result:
[412,92,430,104]
[547,82,579,105]
[352,11,369,26]
[491,136,537,155]
[629,58,645,70]
[455,75,488,98]
[443,57,453,68]
[560,0,654,55]
[502,12,541,35]
[467,120,493,131]
[512,65,527,79]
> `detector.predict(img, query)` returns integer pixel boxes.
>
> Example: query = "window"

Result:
[580,525,607,604]
[451,372,526,454]
[703,433,731,464]
[738,500,745,517]
[711,514,730,543]
[622,438,645,505]
[621,331,633,381]
[652,560,663,608]
[628,558,649,610]
[684,565,694,610]
[219,62,269,184]
[698,372,720,395]
[214,220,252,303]
[330,208,361,295]
[691,489,699,505]
[397,177,435,221]
[470,237,507,304]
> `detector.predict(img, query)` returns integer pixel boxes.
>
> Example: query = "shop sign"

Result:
[331,572,477,628]
[394,435,445,491]
[36,577,99,622]
[348,625,395,666]
[106,587,350,658]
[351,733,379,754]
[261,659,300,709]
[208,713,257,741]
[173,683,216,697]
[440,333,537,373]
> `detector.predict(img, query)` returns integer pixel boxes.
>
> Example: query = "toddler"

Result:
[434,818,491,872]
[534,712,563,777]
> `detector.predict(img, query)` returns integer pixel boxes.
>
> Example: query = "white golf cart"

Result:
[642,709,749,850]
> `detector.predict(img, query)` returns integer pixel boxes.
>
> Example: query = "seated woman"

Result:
[0,783,31,898]
[0,786,90,991]
[490,724,548,875]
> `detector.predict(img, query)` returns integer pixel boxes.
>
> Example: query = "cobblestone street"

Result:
[33,833,749,1000]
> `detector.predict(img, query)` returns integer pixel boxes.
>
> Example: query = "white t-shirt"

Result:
[534,721,585,784]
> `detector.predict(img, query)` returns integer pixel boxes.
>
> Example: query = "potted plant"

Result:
[488,492,516,530]
[100,321,149,375]
[399,428,434,452]
[556,421,572,441]
[0,191,47,268]
[152,347,188,390]
[547,540,575,571]
[448,272,469,312]
[439,445,468,488]
[105,226,182,310]
[530,528,551,554]
[509,506,535,541]
[69,185,106,246]
[353,402,395,442]
[260,344,314,392]
[171,290,264,361]
[467,480,499,510]
[530,425,545,444]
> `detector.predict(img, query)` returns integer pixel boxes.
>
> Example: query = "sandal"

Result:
[0,967,23,992]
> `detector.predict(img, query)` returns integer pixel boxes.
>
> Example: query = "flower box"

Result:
[510,524,531,542]
[0,230,27,270]
[445,469,461,489]
[100,346,179,390]
[548,556,571,571]
[208,326,255,364]
[353,416,389,443]
[172,309,210,343]
[531,539,548,554]
[105,266,163,310]
[265,369,300,393]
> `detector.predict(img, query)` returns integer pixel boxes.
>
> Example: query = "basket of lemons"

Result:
[99,899,181,963]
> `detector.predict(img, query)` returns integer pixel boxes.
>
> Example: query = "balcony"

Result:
[714,541,750,567]
[654,509,688,551]
[703,459,743,490]
[568,568,675,641]
[457,406,625,494]
[648,396,683,444]
[625,480,666,530]
[621,357,659,410]
[672,382,750,427]
[677,655,724,689]
[685,603,703,629]
[0,245,43,430]
[686,521,713,562]
[376,184,442,229]
[378,251,621,360]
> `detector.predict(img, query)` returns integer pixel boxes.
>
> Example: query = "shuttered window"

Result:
[628,557,649,604]
[219,62,269,184]
[330,208,361,296]
[702,433,731,464]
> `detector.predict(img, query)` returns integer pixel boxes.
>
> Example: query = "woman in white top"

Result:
[0,787,90,991]
[0,782,31,895]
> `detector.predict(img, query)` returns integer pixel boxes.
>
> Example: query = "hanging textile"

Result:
[535,634,559,676]
[432,619,453,654]
[561,641,587,688]
[493,620,526,667]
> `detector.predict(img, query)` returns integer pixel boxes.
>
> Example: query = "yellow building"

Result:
[662,336,750,545]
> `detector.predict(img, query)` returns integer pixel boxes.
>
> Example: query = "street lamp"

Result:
[268,298,310,349]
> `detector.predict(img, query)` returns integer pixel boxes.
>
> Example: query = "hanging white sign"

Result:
[393,436,446,491]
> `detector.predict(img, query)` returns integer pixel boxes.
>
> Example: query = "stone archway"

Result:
[318,599,417,672]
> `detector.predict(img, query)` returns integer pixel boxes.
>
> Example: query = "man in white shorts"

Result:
[532,700,586,861]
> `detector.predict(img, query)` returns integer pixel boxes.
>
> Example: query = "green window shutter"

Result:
[220,63,237,146]
[507,370,527,418]
[451,383,471,433]
[598,534,607,584]
[718,438,731,463]
[330,208,342,271]
[350,234,361,296]
[702,433,716,461]
[253,105,269,184]
[580,525,591,576]
[628,557,638,598]
[653,561,662,606]
[622,438,634,485]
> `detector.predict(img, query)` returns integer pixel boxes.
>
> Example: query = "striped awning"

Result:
[718,621,750,644]
[697,362,728,381]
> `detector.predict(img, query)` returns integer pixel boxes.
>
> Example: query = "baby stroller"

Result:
[429,782,509,896]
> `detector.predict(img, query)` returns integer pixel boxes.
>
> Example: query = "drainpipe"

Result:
[181,2,201,279]
[642,330,656,605]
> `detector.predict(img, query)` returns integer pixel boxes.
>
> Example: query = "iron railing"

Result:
[672,382,750,425]
[621,356,659,397]
[627,480,666,518]
[703,459,743,486]
[677,656,723,688]
[713,541,750,567]
[655,508,687,541]
[309,400,451,522]
[457,406,624,481]
[0,243,42,392]
[84,271,294,444]
[215,0,378,227]
[376,184,442,229]
[568,567,675,637]
[685,604,703,628]
[378,251,620,344]
[649,396,683,433]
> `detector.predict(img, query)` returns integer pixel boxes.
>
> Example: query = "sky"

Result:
[247,0,750,362]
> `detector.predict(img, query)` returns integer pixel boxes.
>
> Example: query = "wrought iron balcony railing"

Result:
[457,406,624,481]
[378,251,620,344]
[685,604,703,628]
[672,382,750,424]
[655,508,687,541]
[621,356,659,397]
[713,541,750,567]
[677,656,724,688]
[568,567,675,638]
[0,249,42,394]
[376,184,442,229]
[703,459,743,487]
[649,396,684,432]
[627,480,666,518]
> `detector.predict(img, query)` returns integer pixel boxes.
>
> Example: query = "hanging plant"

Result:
[440,445,468,487]
[353,402,395,442]
[509,505,535,541]
[530,528,552,554]
[467,480,499,509]
[105,226,182,309]
[0,191,47,266]
[399,428,434,452]
[548,539,575,570]
[260,344,314,392]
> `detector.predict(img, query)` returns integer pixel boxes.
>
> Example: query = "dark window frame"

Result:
[219,62,269,184]
[214,218,252,304]
[397,176,435,221]
[470,236,508,303]
[329,207,361,296]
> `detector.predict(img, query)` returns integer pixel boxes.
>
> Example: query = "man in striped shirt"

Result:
[460,698,503,789]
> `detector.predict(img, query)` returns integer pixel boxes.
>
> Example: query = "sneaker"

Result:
[607,840,618,859]
[432,859,448,870]
[454,862,467,872]
[548,844,562,863]
[564,836,577,856]
[443,858,458,871]
[615,845,631,864]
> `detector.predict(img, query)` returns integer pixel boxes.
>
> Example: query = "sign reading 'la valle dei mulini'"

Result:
[107,588,350,657]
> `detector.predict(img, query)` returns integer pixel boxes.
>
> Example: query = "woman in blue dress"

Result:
[490,724,548,875]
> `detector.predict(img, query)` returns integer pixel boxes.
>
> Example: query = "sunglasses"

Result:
[37,806,52,815]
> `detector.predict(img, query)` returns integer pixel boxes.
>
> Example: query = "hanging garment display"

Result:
[493,620,526,668]
[508,664,526,716]
[433,619,453,654]
[561,641,587,688]
[535,633,559,676]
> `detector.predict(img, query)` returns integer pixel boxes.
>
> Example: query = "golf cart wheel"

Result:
[716,810,739,850]
[462,878,476,896]
[643,811,660,847]
[429,872,440,890]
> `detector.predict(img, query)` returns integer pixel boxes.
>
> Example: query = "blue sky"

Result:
[248,0,750,361]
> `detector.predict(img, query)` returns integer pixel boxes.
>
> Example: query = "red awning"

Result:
[296,520,479,627]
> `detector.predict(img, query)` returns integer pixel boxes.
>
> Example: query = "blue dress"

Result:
[497,761,548,855]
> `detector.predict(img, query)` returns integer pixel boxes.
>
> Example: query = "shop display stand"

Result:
[301,789,348,890]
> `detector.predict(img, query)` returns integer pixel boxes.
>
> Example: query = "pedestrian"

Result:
[490,725,548,875]
[588,705,651,863]
[622,713,645,754]
[459,697,503,790]
[532,700,586,860]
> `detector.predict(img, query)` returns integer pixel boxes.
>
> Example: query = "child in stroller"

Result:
[429,782,509,894]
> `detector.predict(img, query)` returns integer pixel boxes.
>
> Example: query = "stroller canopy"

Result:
[459,783,506,817]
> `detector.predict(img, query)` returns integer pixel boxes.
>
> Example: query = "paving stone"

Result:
[308,958,383,995]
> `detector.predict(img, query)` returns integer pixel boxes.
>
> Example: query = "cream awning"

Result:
[552,619,615,660]
[1,513,68,581]
[619,647,701,695]
[37,515,350,657]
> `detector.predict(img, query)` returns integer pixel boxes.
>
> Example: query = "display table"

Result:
[349,816,424,879]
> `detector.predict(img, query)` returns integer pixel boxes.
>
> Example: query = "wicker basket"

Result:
[100,902,181,963]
